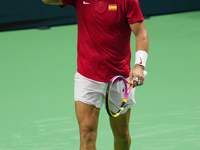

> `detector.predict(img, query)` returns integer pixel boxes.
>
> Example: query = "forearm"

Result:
[134,27,149,69]
[129,21,149,83]
[135,31,149,54]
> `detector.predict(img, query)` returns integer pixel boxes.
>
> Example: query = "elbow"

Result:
[144,32,149,43]
[139,31,149,44]
[142,29,149,44]
[141,28,149,41]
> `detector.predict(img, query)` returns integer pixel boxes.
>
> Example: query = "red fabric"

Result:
[61,0,144,82]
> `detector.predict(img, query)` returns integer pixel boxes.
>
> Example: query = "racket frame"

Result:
[106,75,134,117]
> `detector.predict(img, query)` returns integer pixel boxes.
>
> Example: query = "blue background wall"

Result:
[140,0,200,16]
[0,1,76,31]
[0,0,200,31]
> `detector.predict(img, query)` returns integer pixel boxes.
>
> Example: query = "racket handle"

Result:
[132,70,148,84]
[143,70,148,77]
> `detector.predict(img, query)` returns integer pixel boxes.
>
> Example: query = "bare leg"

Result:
[75,101,100,150]
[109,109,131,150]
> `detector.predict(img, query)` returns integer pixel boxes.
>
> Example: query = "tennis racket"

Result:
[106,71,148,117]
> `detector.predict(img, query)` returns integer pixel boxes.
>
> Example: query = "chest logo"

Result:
[108,4,117,11]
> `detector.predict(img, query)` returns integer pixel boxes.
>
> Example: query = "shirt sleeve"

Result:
[126,0,144,24]
[60,0,76,7]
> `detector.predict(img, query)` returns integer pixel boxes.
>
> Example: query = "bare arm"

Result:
[129,21,149,85]
[42,0,63,5]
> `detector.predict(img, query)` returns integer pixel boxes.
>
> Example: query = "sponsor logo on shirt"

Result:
[108,4,117,11]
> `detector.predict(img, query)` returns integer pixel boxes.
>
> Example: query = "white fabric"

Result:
[134,50,148,68]
[74,72,136,114]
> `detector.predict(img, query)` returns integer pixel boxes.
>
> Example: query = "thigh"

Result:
[74,72,106,109]
[75,101,100,131]
[109,109,131,137]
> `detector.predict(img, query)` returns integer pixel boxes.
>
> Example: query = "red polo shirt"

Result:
[61,0,144,82]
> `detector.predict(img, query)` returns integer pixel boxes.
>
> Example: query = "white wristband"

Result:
[134,50,148,68]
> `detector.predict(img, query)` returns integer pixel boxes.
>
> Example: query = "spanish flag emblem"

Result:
[108,4,117,11]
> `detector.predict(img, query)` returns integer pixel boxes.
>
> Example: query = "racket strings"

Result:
[108,80,126,113]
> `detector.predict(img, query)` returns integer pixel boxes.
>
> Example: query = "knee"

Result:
[114,130,130,141]
[113,131,131,150]
[80,125,97,141]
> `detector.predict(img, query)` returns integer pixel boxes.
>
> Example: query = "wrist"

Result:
[134,50,148,68]
[134,64,145,70]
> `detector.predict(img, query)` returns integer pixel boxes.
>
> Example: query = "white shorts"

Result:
[74,72,136,114]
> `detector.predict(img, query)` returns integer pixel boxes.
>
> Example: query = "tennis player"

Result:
[42,0,149,149]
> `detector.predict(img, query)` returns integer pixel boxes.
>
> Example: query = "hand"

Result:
[129,64,145,87]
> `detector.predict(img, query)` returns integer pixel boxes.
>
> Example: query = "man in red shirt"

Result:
[42,0,149,149]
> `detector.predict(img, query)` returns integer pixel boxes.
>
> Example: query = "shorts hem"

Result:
[75,99,101,109]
